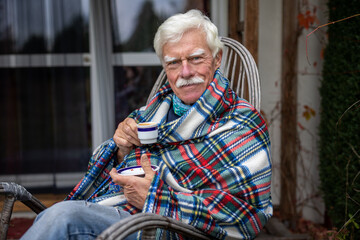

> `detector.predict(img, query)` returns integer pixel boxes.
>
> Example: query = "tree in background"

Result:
[319,0,360,238]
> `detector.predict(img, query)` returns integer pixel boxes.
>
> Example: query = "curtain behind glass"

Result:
[110,0,208,52]
[0,0,89,54]
[0,0,91,192]
[0,67,91,175]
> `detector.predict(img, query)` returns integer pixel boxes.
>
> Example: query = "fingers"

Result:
[140,154,155,179]
[121,118,139,141]
[111,163,152,210]
[111,156,155,210]
[111,154,155,186]
[109,168,121,184]
[113,119,140,162]
[113,118,141,148]
[110,168,128,186]
[116,145,132,163]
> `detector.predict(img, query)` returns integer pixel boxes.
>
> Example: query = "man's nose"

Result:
[180,60,193,78]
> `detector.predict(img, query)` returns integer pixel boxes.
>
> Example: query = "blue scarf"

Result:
[172,94,191,116]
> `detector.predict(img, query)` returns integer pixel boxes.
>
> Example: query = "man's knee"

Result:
[36,200,87,223]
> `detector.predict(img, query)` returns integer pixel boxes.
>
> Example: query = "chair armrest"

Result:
[96,213,212,240]
[0,182,47,240]
[0,182,47,214]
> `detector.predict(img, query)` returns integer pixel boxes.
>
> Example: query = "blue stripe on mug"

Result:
[138,127,158,132]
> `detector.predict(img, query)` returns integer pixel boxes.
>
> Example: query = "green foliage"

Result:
[319,0,360,238]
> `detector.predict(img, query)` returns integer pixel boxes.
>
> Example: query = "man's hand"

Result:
[113,118,141,163]
[110,154,155,210]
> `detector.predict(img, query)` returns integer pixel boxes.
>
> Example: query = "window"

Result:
[0,0,214,192]
[0,0,90,191]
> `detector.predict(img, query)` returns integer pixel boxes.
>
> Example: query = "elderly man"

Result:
[21,10,272,240]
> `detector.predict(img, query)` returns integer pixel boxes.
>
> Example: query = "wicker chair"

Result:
[0,37,261,240]
[0,182,46,240]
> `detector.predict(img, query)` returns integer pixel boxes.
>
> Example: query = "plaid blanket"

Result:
[67,70,272,239]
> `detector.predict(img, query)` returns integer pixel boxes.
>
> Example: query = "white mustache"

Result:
[175,76,205,88]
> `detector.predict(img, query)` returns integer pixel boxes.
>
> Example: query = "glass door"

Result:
[0,0,91,192]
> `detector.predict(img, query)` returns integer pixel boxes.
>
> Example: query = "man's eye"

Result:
[168,61,179,66]
[190,56,202,62]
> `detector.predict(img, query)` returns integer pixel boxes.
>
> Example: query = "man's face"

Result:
[162,29,222,105]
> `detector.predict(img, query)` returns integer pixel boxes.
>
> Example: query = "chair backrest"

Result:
[146,37,261,111]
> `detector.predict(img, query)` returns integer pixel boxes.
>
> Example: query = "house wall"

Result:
[258,0,327,223]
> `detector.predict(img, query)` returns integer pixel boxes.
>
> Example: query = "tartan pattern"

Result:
[67,70,272,239]
[66,139,120,201]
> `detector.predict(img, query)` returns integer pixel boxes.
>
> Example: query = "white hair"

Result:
[153,9,224,61]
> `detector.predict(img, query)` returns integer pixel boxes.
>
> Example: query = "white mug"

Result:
[137,122,158,144]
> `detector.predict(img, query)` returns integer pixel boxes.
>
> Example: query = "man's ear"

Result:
[215,50,223,69]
